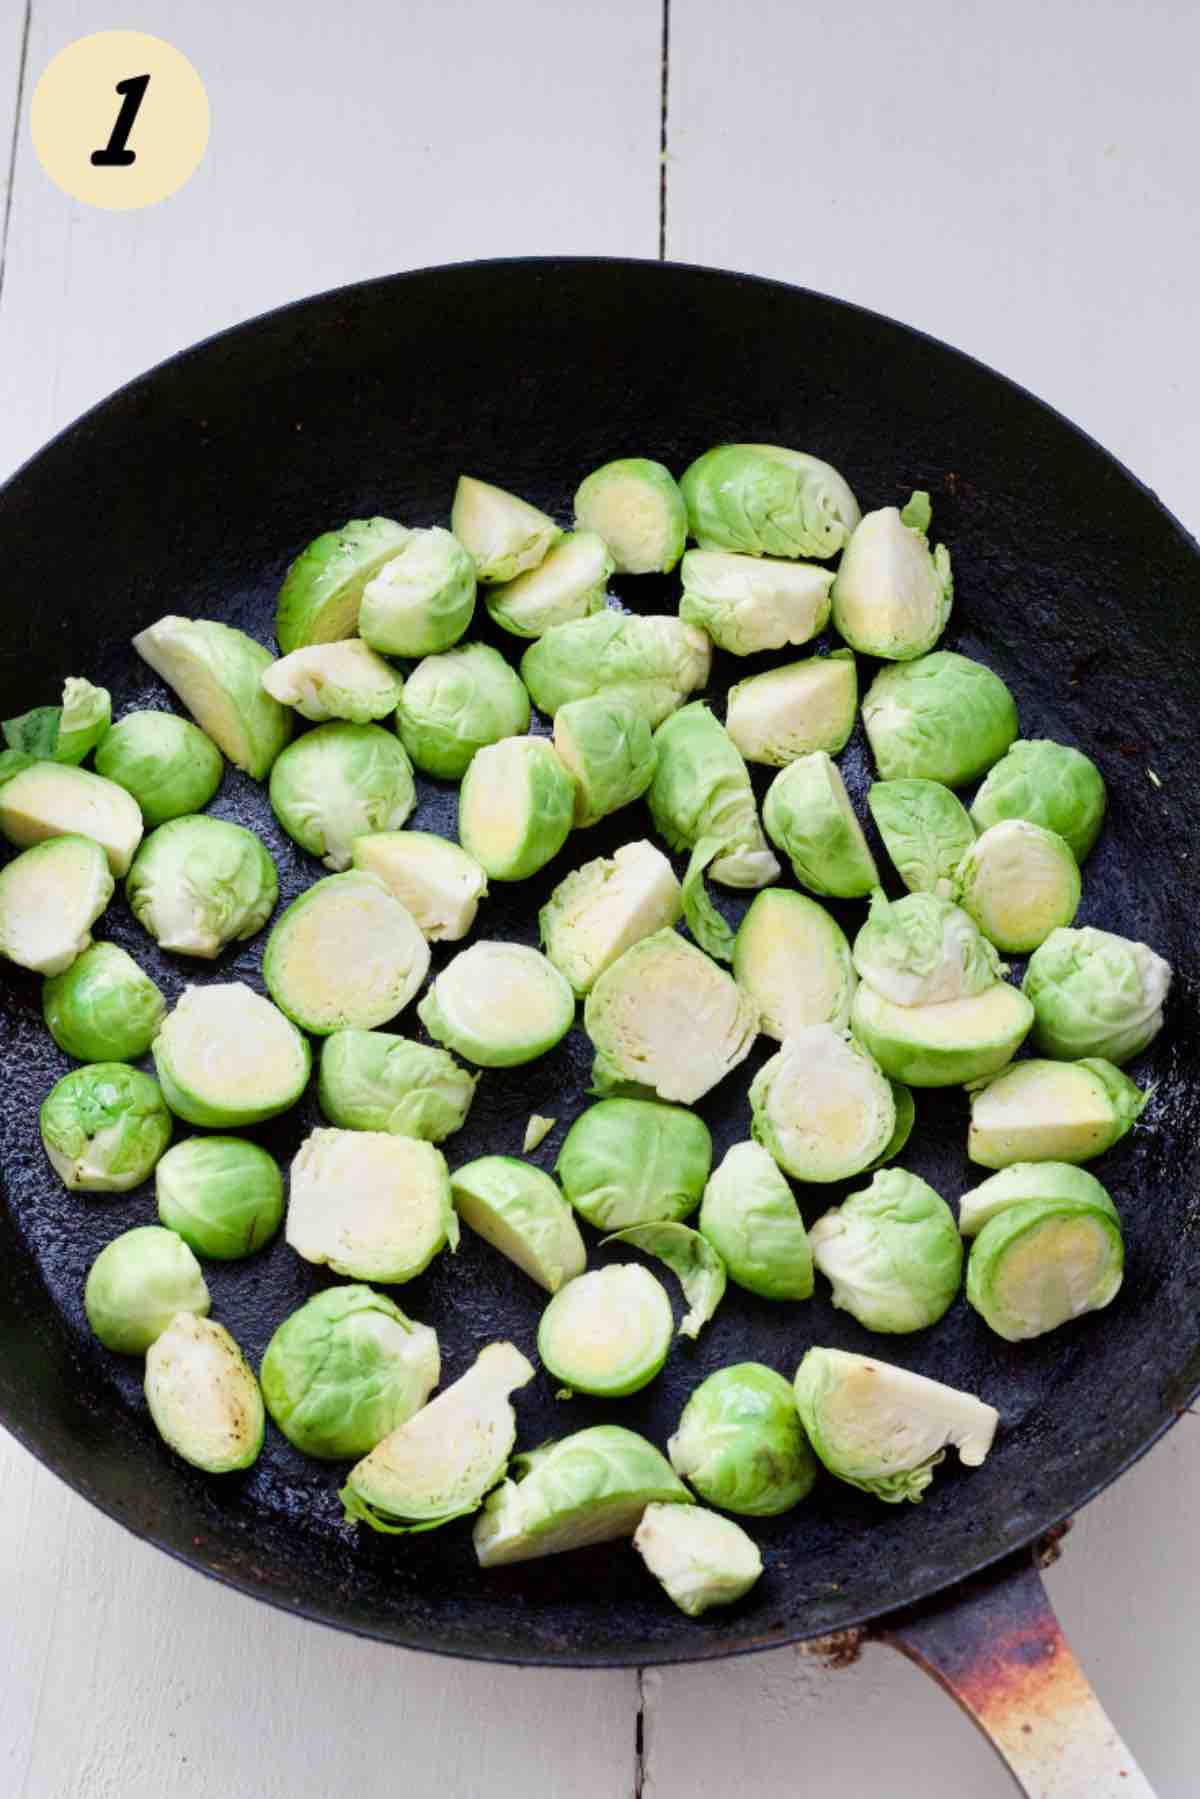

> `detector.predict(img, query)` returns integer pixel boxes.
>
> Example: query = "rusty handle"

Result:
[880,1546,1155,1798]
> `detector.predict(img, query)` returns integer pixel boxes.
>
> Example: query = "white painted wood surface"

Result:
[2,2,1198,1795]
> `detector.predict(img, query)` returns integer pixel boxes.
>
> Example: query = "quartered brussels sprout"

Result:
[957,1161,1117,1239]
[678,550,834,655]
[831,491,953,660]
[451,1156,586,1293]
[451,477,561,584]
[95,710,224,825]
[397,642,531,780]
[648,702,779,890]
[419,941,575,1067]
[318,1030,478,1141]
[966,1196,1124,1342]
[584,929,759,1105]
[145,1314,264,1473]
[343,1341,535,1532]
[679,444,860,560]
[852,890,1003,1008]
[863,651,1018,787]
[557,1098,712,1230]
[867,778,977,896]
[155,1136,284,1259]
[762,752,878,899]
[971,739,1106,862]
[539,839,683,995]
[286,1128,457,1283]
[553,696,657,828]
[4,676,111,765]
[126,816,278,958]
[274,516,411,653]
[1023,926,1172,1065]
[601,1223,726,1339]
[153,982,311,1126]
[0,761,143,876]
[263,871,429,1034]
[133,616,292,779]
[538,1263,674,1396]
[523,1114,556,1152]
[726,651,858,768]
[261,640,404,724]
[732,889,855,1040]
[698,1141,813,1300]
[352,831,487,941]
[794,1347,999,1503]
[261,1285,439,1460]
[966,1057,1147,1168]
[954,819,1080,954]
[485,531,613,638]
[520,613,711,728]
[669,1363,817,1516]
[0,835,113,976]
[41,1065,171,1193]
[475,1425,691,1566]
[749,1026,895,1183]
[358,526,477,656]
[809,1169,963,1333]
[573,458,688,575]
[43,941,165,1061]
[84,1226,209,1353]
[850,979,1034,1087]
[634,1503,763,1616]
[458,736,575,881]
[269,721,416,871]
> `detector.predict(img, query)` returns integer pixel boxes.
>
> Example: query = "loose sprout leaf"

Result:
[523,1114,556,1153]
[601,1222,726,1339]
[899,490,933,533]
[680,838,736,963]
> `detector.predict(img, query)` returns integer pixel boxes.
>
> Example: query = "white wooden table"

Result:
[2,4,1198,1794]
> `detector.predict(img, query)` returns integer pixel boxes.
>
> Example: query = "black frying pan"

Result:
[1,260,1197,1778]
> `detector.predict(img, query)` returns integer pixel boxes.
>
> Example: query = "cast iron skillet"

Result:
[0,261,1197,1772]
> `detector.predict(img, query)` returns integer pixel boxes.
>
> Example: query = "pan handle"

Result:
[879,1544,1156,1797]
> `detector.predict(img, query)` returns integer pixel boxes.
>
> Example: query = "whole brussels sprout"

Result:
[539,840,682,996]
[458,737,575,881]
[145,1314,264,1472]
[43,941,166,1061]
[397,642,531,780]
[971,739,1106,862]
[750,1026,895,1183]
[264,871,430,1035]
[274,516,411,653]
[41,1064,172,1192]
[678,550,834,655]
[725,651,857,767]
[954,819,1080,954]
[418,941,574,1067]
[732,889,855,1040]
[84,1225,210,1353]
[155,1136,284,1259]
[966,1057,1146,1168]
[1022,926,1171,1065]
[557,1098,712,1230]
[573,458,688,575]
[260,640,403,724]
[152,981,311,1126]
[852,890,1002,1008]
[95,710,224,825]
[966,1196,1124,1342]
[359,526,477,656]
[286,1128,457,1283]
[699,1141,813,1300]
[863,652,1018,787]
[451,1156,586,1293]
[133,615,292,780]
[4,676,111,765]
[679,444,860,559]
[668,1363,817,1516]
[126,816,278,958]
[520,613,711,728]
[451,477,560,584]
[318,1030,478,1141]
[0,761,143,875]
[485,531,613,638]
[762,752,878,899]
[553,696,656,828]
[831,491,953,661]
[269,722,416,871]
[867,778,977,897]
[537,1263,674,1396]
[634,1502,763,1617]
[809,1169,963,1332]
[0,835,113,976]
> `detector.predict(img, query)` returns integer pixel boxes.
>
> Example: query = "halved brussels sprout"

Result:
[84,1226,209,1353]
[732,889,855,1040]
[557,1097,712,1230]
[260,1285,439,1460]
[831,492,953,660]
[155,1136,284,1259]
[553,696,656,828]
[95,710,224,825]
[263,872,429,1034]
[261,640,403,723]
[0,761,143,876]
[601,1223,726,1339]
[458,736,575,881]
[274,516,411,653]
[0,835,113,976]
[539,839,683,995]
[863,651,1018,787]
[397,642,532,780]
[358,526,477,656]
[763,752,878,899]
[867,778,977,896]
[956,1162,1117,1238]
[584,929,758,1104]
[538,1263,674,1396]
[852,890,1003,1007]
[850,980,1034,1087]
[4,676,111,765]
[668,1363,816,1516]
[966,1057,1147,1168]
[352,831,487,942]
[126,816,278,958]
[286,1128,456,1282]
[794,1346,999,1503]
[726,651,858,768]
[749,1026,895,1182]
[1022,926,1172,1065]
[485,531,613,638]
[43,941,165,1061]
[520,613,711,728]
[573,458,688,575]
[152,982,311,1126]
[145,1314,264,1473]
[678,550,834,655]
[318,1030,477,1141]
[451,477,560,584]
[451,1156,586,1293]
[133,616,292,779]
[954,819,1080,954]
[343,1341,535,1532]
[634,1503,763,1616]
[419,940,574,1067]
[966,1197,1124,1341]
[523,1114,556,1152]
[474,1424,691,1566]
[679,444,860,559]
[971,739,1106,862]
[809,1169,962,1333]
[648,702,779,890]
[269,722,416,871]
[699,1141,813,1300]
[41,1064,172,1192]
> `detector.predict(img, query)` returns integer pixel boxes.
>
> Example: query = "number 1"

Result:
[91,74,151,167]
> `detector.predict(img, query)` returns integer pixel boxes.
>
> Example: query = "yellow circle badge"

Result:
[31,31,209,211]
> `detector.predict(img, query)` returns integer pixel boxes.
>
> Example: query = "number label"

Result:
[90,73,151,168]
